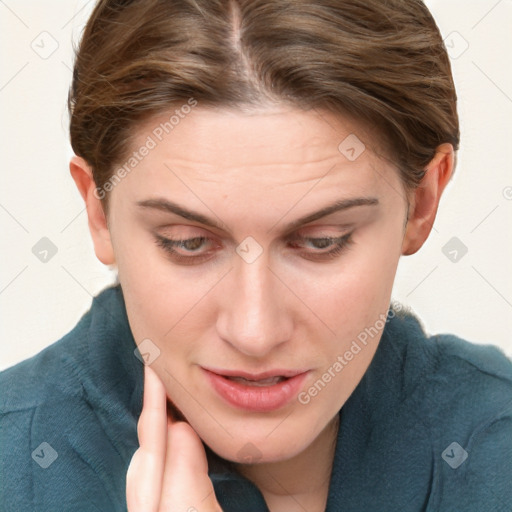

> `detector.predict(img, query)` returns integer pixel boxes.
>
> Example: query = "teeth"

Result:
[227,376,285,387]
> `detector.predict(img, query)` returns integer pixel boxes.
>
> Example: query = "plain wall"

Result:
[1,0,511,370]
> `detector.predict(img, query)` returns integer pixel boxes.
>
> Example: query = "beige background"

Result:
[1,0,511,370]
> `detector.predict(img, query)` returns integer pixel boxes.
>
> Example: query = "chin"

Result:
[198,419,315,465]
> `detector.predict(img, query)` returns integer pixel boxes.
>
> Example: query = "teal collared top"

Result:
[1,285,511,511]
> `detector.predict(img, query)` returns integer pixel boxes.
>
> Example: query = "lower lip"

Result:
[203,369,309,412]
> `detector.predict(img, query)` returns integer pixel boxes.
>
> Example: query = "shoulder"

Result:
[389,307,512,510]
[0,315,91,413]
[397,308,512,417]
[0,285,134,511]
[383,304,512,399]
[428,333,512,510]
[384,305,512,428]
[363,303,512,440]
[0,284,127,412]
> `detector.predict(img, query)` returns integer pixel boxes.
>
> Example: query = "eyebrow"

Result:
[137,196,379,234]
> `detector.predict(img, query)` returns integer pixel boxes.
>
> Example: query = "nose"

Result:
[216,250,293,358]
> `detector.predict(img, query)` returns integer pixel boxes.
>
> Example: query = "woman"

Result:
[1,0,511,511]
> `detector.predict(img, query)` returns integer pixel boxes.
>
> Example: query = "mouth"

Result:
[201,367,309,412]
[222,375,288,387]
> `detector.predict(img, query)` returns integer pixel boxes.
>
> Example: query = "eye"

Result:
[154,234,217,264]
[288,233,353,261]
[154,232,354,265]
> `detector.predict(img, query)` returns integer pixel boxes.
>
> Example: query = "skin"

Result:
[71,105,454,511]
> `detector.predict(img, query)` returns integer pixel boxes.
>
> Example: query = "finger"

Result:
[138,365,168,452]
[126,365,168,512]
[160,421,222,511]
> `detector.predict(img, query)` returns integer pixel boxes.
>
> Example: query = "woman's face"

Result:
[107,105,408,464]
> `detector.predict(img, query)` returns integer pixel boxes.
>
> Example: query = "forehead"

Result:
[141,105,385,163]
[113,105,402,207]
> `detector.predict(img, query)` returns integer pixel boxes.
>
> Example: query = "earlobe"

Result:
[401,143,454,256]
[69,156,116,266]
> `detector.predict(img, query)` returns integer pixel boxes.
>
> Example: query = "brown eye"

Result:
[157,236,209,253]
[154,234,218,265]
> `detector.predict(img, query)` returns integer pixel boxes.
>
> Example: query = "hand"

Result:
[126,365,223,512]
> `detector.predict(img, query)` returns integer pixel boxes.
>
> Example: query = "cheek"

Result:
[301,224,402,404]
[115,235,223,377]
[310,227,402,335]
[112,232,184,346]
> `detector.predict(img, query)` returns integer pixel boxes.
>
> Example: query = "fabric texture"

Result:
[1,284,511,511]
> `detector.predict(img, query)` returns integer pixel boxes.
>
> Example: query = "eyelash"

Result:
[154,233,354,265]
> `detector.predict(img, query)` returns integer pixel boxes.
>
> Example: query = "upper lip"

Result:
[202,367,308,380]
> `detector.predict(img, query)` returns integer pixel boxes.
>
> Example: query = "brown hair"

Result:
[68,0,459,210]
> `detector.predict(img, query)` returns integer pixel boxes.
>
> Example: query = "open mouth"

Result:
[223,375,288,387]
[202,367,308,412]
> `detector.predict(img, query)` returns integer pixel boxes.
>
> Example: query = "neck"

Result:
[234,414,340,508]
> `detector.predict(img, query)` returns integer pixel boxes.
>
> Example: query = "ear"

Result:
[401,143,455,256]
[69,156,116,265]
